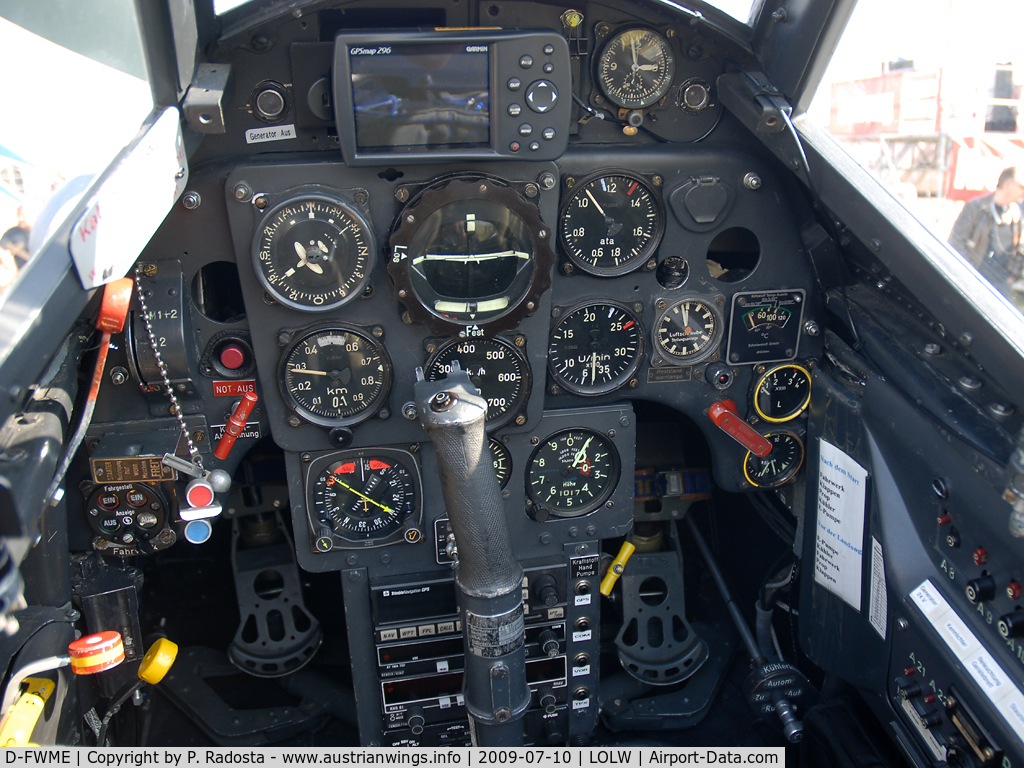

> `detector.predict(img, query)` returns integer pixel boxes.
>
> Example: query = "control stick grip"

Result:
[414,369,521,596]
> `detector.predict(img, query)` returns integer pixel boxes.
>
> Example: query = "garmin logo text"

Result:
[465,45,488,52]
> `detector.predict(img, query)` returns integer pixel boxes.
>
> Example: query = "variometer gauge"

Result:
[743,432,804,488]
[548,301,644,396]
[425,337,531,430]
[388,177,555,337]
[308,448,422,549]
[559,171,664,276]
[597,28,676,110]
[253,192,374,312]
[752,364,811,423]
[527,428,619,518]
[280,325,392,428]
[653,297,723,364]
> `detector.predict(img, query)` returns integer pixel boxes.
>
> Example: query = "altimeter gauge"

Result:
[526,428,619,517]
[253,193,374,312]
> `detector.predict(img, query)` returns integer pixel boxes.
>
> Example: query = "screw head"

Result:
[233,183,252,202]
[743,173,762,190]
[182,191,201,210]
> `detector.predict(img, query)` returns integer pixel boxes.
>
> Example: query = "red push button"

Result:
[185,479,215,509]
[219,344,246,371]
[1008,581,1022,601]
[126,489,147,507]
[98,493,119,510]
[973,547,989,566]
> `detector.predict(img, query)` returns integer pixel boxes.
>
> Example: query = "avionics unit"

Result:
[333,30,571,165]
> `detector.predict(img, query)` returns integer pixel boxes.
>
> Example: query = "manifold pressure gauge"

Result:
[597,28,676,110]
[559,171,664,277]
[743,432,804,488]
[253,192,374,312]
[280,325,392,428]
[654,298,722,364]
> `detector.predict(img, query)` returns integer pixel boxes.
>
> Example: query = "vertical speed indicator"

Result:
[559,172,664,276]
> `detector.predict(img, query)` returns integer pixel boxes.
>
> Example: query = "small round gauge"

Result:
[743,432,805,488]
[253,193,374,312]
[388,178,556,336]
[527,428,619,517]
[753,364,811,423]
[312,456,417,540]
[425,337,531,430]
[654,298,722,363]
[597,28,676,110]
[280,326,392,428]
[548,301,644,396]
[559,172,664,277]
[488,438,512,489]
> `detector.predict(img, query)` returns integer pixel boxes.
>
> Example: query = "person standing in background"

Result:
[948,167,1024,299]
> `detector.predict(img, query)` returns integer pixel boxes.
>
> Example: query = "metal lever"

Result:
[414,365,529,746]
[707,400,772,457]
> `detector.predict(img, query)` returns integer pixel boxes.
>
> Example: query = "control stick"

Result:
[414,365,530,745]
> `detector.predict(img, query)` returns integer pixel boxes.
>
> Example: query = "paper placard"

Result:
[813,440,868,610]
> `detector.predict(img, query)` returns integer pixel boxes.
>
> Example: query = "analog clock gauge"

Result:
[597,28,676,110]
[253,193,374,312]
[559,172,664,276]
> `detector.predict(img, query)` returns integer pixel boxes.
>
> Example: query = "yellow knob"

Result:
[600,541,636,596]
[138,638,178,684]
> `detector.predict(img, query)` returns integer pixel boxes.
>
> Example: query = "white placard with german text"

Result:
[813,440,868,610]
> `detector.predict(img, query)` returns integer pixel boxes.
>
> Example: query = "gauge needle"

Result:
[334,479,395,515]
[573,436,594,467]
[631,38,638,69]
[414,250,529,264]
[590,352,598,384]
[585,189,607,216]
[290,368,328,375]
[681,304,689,329]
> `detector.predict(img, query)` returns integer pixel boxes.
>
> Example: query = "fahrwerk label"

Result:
[245,124,296,144]
[213,380,256,397]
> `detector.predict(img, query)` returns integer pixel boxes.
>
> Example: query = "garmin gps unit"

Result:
[333,29,572,165]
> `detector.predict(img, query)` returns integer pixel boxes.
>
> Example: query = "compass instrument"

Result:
[253,193,374,312]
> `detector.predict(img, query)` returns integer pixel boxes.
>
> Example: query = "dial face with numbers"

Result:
[559,172,664,276]
[488,438,512,489]
[548,302,644,396]
[253,194,374,312]
[597,28,676,109]
[527,428,619,517]
[654,298,721,363]
[280,326,392,428]
[743,432,804,488]
[753,364,811,423]
[425,337,531,430]
[313,456,416,540]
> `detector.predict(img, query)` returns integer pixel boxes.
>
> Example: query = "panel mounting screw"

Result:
[771,7,788,22]
[182,191,201,210]
[354,191,368,205]
[896,618,909,632]
[233,183,252,202]
[804,320,819,336]
[402,403,418,420]
[743,173,762,190]
[253,194,268,210]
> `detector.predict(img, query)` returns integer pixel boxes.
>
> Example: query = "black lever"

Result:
[414,365,529,745]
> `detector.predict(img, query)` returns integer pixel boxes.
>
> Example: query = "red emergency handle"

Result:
[214,392,258,460]
[707,400,772,458]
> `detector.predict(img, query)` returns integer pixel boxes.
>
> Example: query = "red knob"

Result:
[903,666,915,677]
[936,514,951,526]
[707,400,772,457]
[214,391,258,461]
[1008,581,1022,601]
[973,547,989,566]
[219,343,246,371]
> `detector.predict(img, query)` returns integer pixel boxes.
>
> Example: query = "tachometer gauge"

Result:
[310,450,421,546]
[559,172,664,276]
[743,432,804,488]
[389,177,555,336]
[753,364,811,423]
[280,326,392,428]
[597,28,676,110]
[527,428,619,517]
[425,337,530,430]
[548,301,644,396]
[488,438,512,489]
[253,193,374,312]
[654,298,722,364]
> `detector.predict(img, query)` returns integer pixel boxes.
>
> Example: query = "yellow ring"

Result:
[752,364,811,423]
[743,432,805,488]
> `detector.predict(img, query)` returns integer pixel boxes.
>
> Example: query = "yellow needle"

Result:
[333,479,396,515]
